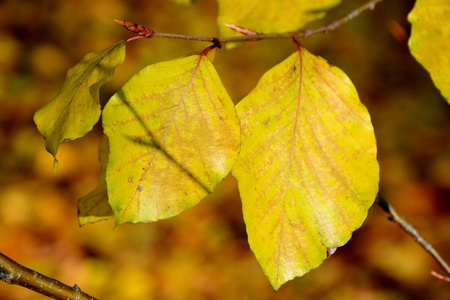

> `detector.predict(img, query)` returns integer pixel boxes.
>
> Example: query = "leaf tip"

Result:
[326,247,338,258]
[52,158,59,174]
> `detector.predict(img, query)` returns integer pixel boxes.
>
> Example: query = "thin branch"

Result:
[0,252,97,300]
[115,0,383,45]
[376,194,450,282]
[302,0,382,37]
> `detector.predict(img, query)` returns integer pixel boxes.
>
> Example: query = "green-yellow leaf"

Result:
[103,55,240,225]
[34,40,126,164]
[408,0,450,104]
[232,47,379,290]
[78,135,114,226]
[217,0,341,38]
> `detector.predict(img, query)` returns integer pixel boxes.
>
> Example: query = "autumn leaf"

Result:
[408,0,450,104]
[217,0,341,38]
[33,40,126,168]
[78,135,114,226]
[232,46,379,290]
[103,55,240,225]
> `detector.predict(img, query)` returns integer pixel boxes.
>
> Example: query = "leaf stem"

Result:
[0,252,97,300]
[118,0,383,44]
[376,194,450,282]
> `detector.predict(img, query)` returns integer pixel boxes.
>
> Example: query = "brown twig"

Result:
[376,194,450,282]
[115,0,383,45]
[0,252,97,300]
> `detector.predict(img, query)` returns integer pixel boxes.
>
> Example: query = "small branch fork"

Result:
[114,0,383,45]
[376,194,450,282]
[0,252,97,300]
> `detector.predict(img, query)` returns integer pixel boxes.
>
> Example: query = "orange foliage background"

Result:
[0,0,449,299]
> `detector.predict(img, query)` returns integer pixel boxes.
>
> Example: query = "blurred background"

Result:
[0,0,449,299]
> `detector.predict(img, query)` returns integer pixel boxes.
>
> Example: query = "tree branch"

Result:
[0,252,97,300]
[115,0,383,45]
[376,194,450,282]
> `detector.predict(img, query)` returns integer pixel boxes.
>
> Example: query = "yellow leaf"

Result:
[408,0,450,104]
[103,55,240,225]
[232,46,379,290]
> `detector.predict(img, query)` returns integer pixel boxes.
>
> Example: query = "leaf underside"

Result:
[217,0,341,43]
[103,55,240,225]
[33,40,126,164]
[78,135,114,226]
[408,0,450,104]
[232,47,379,290]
